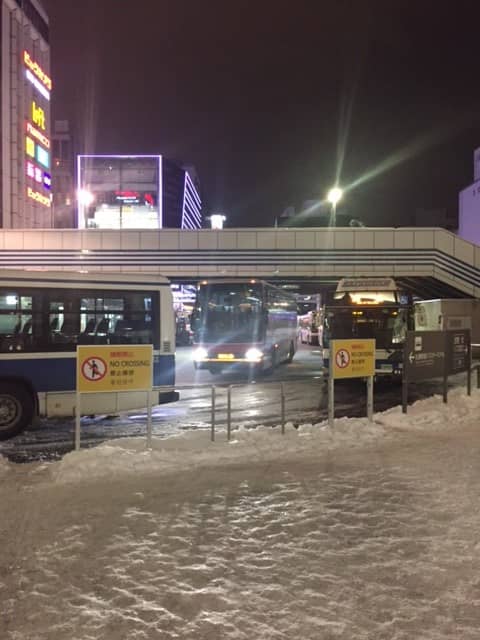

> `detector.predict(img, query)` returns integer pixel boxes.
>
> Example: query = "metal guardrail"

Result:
[207,382,288,442]
[176,362,480,442]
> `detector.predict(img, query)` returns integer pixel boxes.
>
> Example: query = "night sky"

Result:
[43,0,480,228]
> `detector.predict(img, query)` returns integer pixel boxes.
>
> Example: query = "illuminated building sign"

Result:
[32,102,46,130]
[26,161,35,180]
[27,187,51,208]
[26,161,51,189]
[26,122,50,149]
[26,137,35,158]
[35,145,50,169]
[23,51,52,91]
[25,69,50,101]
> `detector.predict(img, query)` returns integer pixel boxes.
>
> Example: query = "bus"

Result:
[191,279,298,373]
[322,277,411,377]
[298,309,323,346]
[0,270,177,440]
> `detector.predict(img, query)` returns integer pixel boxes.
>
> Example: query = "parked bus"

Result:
[0,270,177,440]
[298,309,323,346]
[322,277,412,377]
[191,279,297,373]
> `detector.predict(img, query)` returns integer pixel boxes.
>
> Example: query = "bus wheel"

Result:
[286,341,295,363]
[0,382,34,440]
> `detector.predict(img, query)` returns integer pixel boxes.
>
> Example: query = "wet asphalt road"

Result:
[0,345,470,463]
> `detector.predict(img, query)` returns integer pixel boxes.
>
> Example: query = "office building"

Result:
[77,155,202,230]
[1,0,51,227]
[52,119,75,227]
[459,147,480,244]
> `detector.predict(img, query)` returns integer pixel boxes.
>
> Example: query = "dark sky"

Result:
[43,0,480,227]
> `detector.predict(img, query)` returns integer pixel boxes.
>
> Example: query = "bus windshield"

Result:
[323,305,408,349]
[193,283,265,343]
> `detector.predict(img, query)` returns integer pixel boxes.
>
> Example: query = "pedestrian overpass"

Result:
[1,227,479,298]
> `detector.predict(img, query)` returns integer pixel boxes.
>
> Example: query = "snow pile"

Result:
[3,388,480,640]
[54,387,480,484]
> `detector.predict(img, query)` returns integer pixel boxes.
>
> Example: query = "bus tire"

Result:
[0,382,34,440]
[286,341,295,363]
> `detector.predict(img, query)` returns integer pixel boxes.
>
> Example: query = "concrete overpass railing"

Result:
[0,227,479,297]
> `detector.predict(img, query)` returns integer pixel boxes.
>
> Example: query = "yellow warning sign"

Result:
[77,345,153,393]
[331,339,375,379]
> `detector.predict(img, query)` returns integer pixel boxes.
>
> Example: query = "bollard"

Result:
[75,391,81,451]
[211,385,216,442]
[281,383,286,435]
[146,392,153,449]
[367,376,374,422]
[227,385,232,441]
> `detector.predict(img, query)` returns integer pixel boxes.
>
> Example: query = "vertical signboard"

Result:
[23,51,52,220]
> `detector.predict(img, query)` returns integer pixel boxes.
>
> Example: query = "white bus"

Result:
[0,270,177,440]
[322,277,411,377]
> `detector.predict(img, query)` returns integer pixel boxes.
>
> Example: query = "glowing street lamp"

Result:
[327,186,343,225]
[209,214,226,230]
[77,189,95,207]
[327,186,343,208]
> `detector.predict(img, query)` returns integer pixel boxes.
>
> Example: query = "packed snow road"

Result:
[1,389,480,639]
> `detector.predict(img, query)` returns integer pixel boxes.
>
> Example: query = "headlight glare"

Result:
[245,347,263,362]
[192,347,208,361]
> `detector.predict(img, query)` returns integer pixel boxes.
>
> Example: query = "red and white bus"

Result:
[191,279,297,374]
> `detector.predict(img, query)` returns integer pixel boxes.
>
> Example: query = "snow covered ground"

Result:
[2,387,480,639]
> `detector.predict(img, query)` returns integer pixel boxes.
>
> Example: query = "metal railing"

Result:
[209,382,288,442]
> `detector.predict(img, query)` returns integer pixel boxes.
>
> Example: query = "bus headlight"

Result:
[192,347,208,361]
[245,347,263,362]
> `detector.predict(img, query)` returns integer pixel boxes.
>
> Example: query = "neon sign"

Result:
[26,161,51,189]
[35,145,50,169]
[32,101,46,130]
[23,51,52,91]
[27,187,51,207]
[26,137,35,158]
[26,122,50,149]
[25,69,50,101]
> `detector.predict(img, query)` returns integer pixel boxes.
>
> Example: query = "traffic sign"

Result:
[81,356,107,382]
[330,339,375,379]
[76,345,153,393]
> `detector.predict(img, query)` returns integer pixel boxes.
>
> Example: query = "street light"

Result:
[209,214,227,230]
[77,189,95,229]
[327,186,343,225]
[77,189,95,207]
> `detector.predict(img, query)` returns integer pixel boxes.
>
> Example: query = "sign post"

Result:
[328,339,375,428]
[76,345,153,450]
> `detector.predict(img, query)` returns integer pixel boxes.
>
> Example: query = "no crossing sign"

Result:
[335,348,350,369]
[330,339,375,379]
[76,345,153,393]
[81,356,107,382]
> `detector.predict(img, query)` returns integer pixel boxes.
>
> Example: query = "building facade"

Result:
[1,0,51,228]
[77,155,202,230]
[52,119,75,227]
[459,147,480,245]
